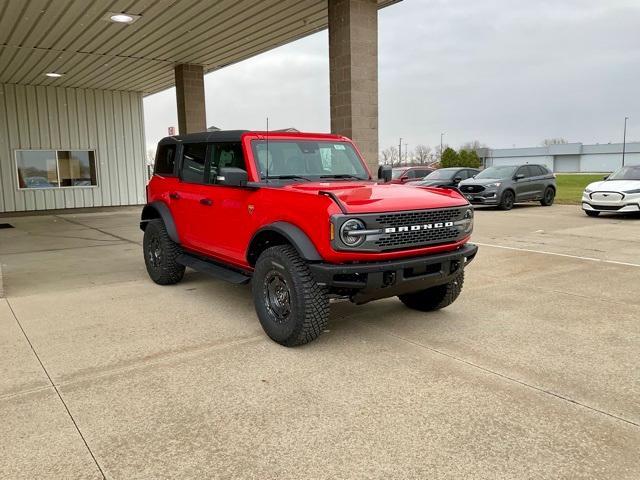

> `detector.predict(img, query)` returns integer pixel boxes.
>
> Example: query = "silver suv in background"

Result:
[458,164,556,210]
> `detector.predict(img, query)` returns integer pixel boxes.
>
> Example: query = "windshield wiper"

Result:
[319,174,366,180]
[266,175,312,182]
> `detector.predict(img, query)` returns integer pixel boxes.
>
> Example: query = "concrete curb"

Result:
[0,263,4,298]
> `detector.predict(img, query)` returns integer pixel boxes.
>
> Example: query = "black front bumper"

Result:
[309,243,478,304]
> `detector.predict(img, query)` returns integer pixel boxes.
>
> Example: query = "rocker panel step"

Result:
[177,253,251,284]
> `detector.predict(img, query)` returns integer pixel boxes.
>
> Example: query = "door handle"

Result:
[199,198,213,206]
[169,192,180,200]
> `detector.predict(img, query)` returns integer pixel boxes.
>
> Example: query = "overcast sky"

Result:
[143,0,640,154]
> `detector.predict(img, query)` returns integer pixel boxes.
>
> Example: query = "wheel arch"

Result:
[140,201,180,243]
[247,222,322,266]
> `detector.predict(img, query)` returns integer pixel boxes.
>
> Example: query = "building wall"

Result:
[0,83,146,213]
[492,155,554,170]
[580,153,640,172]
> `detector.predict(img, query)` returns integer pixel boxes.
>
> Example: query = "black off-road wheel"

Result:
[499,190,515,210]
[399,270,464,312]
[585,210,600,217]
[540,187,555,206]
[253,245,329,347]
[143,219,185,285]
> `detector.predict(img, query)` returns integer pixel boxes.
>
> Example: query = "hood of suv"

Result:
[459,177,504,187]
[586,179,640,193]
[286,181,468,213]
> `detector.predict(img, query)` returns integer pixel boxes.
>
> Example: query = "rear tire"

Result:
[143,219,185,285]
[499,190,515,210]
[585,210,600,217]
[540,187,555,206]
[399,270,464,312]
[253,245,329,346]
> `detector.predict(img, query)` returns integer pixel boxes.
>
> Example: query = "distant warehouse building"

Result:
[478,142,640,173]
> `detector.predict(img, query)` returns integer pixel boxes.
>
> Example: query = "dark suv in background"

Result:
[413,167,480,188]
[458,164,556,210]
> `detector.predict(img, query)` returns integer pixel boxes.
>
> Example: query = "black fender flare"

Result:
[140,201,180,243]
[248,222,322,264]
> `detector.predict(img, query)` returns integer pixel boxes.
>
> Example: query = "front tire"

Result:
[399,270,464,311]
[585,210,600,217]
[499,190,515,210]
[253,245,329,346]
[143,219,185,285]
[540,187,555,206]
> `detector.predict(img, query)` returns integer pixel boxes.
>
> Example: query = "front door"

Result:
[188,142,255,266]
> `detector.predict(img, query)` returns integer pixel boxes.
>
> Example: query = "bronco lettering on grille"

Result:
[384,222,454,233]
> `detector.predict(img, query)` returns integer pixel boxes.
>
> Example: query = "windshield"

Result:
[252,140,369,180]
[391,168,406,179]
[607,166,640,181]
[475,166,517,179]
[424,169,456,180]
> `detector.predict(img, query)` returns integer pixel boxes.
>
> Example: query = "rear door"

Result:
[172,142,209,248]
[528,165,546,199]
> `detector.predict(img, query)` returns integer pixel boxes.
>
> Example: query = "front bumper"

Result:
[463,191,499,205]
[309,243,478,304]
[582,201,640,213]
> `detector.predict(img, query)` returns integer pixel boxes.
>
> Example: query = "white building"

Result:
[479,142,640,173]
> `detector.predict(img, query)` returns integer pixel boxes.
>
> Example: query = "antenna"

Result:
[265,117,269,180]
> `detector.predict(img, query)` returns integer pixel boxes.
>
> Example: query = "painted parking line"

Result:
[475,242,640,268]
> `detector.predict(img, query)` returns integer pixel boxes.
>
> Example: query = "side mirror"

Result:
[603,175,609,180]
[217,167,248,186]
[515,173,525,180]
[378,165,392,183]
[453,177,462,183]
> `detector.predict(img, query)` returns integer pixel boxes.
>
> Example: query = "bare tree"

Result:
[541,138,568,146]
[380,146,399,166]
[459,140,487,152]
[146,147,156,165]
[413,144,432,164]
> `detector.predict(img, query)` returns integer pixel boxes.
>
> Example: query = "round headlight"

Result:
[455,208,474,234]
[340,219,366,247]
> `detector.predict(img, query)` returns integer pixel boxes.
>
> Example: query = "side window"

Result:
[206,142,246,184]
[456,170,469,180]
[181,143,207,183]
[516,166,530,178]
[154,144,176,175]
[415,169,429,178]
[405,169,417,179]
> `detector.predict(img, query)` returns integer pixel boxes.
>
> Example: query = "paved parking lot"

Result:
[1,204,639,479]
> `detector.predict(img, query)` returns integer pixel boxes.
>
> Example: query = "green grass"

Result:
[555,173,607,204]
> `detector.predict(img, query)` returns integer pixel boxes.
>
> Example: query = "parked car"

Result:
[390,166,434,184]
[458,164,556,210]
[582,165,640,216]
[413,167,480,188]
[141,130,477,346]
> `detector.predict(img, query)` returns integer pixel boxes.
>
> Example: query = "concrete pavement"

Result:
[0,205,638,479]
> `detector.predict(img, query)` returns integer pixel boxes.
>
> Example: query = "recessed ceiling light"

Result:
[108,12,141,24]
[45,72,63,78]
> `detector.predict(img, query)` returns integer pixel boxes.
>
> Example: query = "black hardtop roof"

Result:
[157,130,347,146]
[158,130,248,145]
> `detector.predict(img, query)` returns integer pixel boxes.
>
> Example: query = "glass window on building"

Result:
[16,150,98,189]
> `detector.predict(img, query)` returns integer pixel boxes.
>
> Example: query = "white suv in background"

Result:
[582,165,640,216]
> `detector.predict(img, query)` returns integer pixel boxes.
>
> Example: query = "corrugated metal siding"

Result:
[0,83,146,213]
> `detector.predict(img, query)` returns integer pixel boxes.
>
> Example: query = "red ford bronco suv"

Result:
[141,130,477,346]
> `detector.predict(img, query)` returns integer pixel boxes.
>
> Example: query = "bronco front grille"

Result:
[373,208,462,250]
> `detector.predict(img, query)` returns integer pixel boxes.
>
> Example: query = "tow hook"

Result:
[382,271,396,287]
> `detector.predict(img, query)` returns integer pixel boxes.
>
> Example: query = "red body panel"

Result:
[147,131,471,269]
